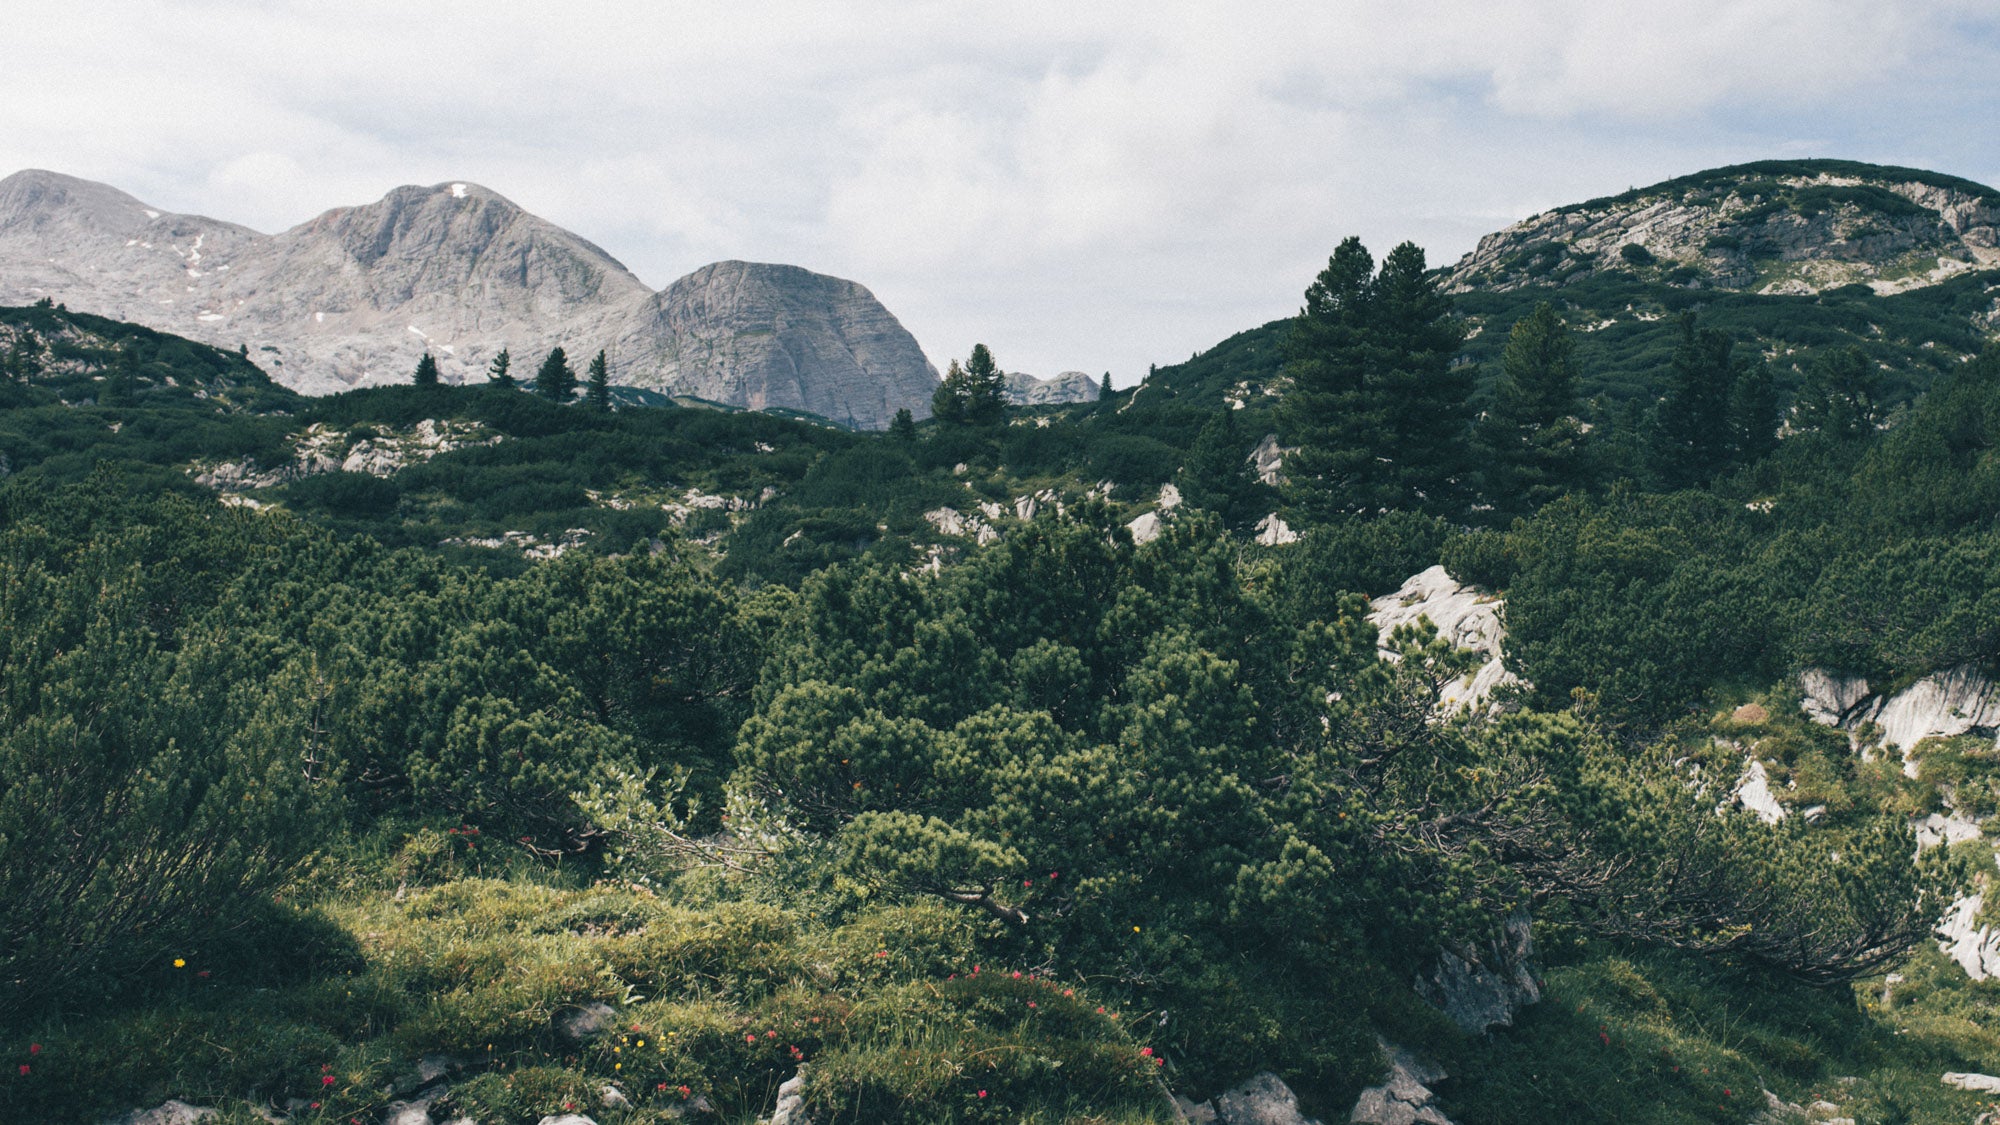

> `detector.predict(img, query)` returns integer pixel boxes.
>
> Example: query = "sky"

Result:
[6,1,2000,385]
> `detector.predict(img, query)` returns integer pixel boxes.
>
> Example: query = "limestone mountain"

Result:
[1002,369,1101,406]
[613,260,939,431]
[0,170,938,426]
[1446,159,2000,297]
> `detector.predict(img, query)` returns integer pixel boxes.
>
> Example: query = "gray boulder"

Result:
[1414,910,1541,1034]
[552,1001,618,1044]
[768,1065,811,1124]
[1212,1072,1321,1125]
[102,1104,219,1125]
[1349,1043,1456,1125]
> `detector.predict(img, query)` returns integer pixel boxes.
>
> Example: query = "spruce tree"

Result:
[1647,314,1739,489]
[533,346,576,401]
[487,348,515,390]
[1099,372,1113,401]
[1278,237,1472,519]
[932,360,968,425]
[1475,301,1590,515]
[412,352,441,388]
[889,407,917,442]
[1791,346,1880,440]
[1176,407,1269,530]
[962,343,1006,425]
[585,350,612,412]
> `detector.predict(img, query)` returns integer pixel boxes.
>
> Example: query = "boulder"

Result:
[1127,511,1165,546]
[103,1104,219,1125]
[1945,1072,2000,1093]
[1367,567,1521,713]
[1211,1072,1321,1125]
[1414,910,1540,1034]
[1254,513,1299,546]
[552,1001,618,1044]
[1348,1043,1456,1125]
[1733,759,1787,824]
[1799,664,2000,777]
[1938,894,2000,980]
[768,1065,811,1125]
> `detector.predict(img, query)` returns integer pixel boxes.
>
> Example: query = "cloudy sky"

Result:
[6,1,1999,384]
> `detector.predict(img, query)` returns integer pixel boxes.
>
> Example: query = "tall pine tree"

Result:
[412,352,441,388]
[1278,237,1473,519]
[1474,301,1590,515]
[585,350,612,412]
[962,343,1006,425]
[533,346,576,401]
[932,360,969,425]
[1176,407,1271,530]
[1648,314,1742,489]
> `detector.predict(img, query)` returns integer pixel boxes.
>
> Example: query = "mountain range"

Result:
[0,170,940,429]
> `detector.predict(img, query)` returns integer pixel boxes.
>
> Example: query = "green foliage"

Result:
[412,352,441,388]
[1279,238,1474,519]
[1174,407,1275,530]
[585,349,611,412]
[486,347,514,389]
[933,345,1006,427]
[533,346,576,401]
[1475,301,1592,516]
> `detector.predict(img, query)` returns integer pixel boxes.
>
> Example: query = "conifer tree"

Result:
[1099,372,1113,401]
[1176,407,1270,530]
[533,346,576,401]
[1648,314,1741,489]
[1279,237,1473,519]
[1791,345,1881,440]
[412,352,441,388]
[1475,302,1590,514]
[962,343,1007,425]
[585,350,612,412]
[932,360,968,425]
[889,407,917,442]
[487,348,515,390]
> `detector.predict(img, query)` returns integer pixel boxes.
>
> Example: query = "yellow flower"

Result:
[173,958,186,968]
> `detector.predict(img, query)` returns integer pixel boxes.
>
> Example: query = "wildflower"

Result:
[1063,989,1073,997]
[745,1034,758,1044]
[28,1044,39,1055]
[1140,1047,1152,1057]
[17,1065,28,1076]
[1028,1001,1037,1008]
[766,1030,778,1039]
[310,1104,319,1111]
[1012,971,1021,979]
[978,1090,988,1098]
[678,1085,691,1098]
[173,958,186,968]
[197,970,210,979]
[1133,926,1141,933]
[1156,1057,1165,1067]
[1023,879,1032,887]
[323,1075,336,1087]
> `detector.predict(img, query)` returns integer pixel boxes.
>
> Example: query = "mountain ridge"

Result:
[0,169,938,428]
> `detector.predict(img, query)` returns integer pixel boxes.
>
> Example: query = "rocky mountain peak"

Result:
[614,259,938,430]
[1446,159,2000,298]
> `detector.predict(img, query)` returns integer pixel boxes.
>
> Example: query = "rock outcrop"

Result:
[1367,566,1521,712]
[1414,910,1541,1035]
[1349,1044,1458,1125]
[614,260,939,430]
[1003,370,1101,406]
[0,170,939,426]
[1798,664,2000,777]
[1445,160,2000,298]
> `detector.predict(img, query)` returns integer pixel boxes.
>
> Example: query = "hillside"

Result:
[16,159,2000,1125]
[0,170,939,427]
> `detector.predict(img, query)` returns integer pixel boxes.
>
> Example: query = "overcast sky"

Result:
[7,1,2000,384]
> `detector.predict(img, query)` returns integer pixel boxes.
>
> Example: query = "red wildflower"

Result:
[322,1075,336,1086]
[28,1045,40,1055]
[17,1065,28,1076]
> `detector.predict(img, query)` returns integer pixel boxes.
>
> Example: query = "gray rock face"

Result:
[1799,664,2000,777]
[1367,566,1521,713]
[552,1001,618,1044]
[1446,164,2000,298]
[1003,370,1100,406]
[101,1102,219,1125]
[1349,1043,1457,1125]
[615,260,938,430]
[1211,1072,1321,1125]
[0,170,940,426]
[1414,910,1541,1035]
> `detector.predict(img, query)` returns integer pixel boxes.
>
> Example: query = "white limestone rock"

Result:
[1349,1043,1457,1125]
[1938,894,2000,980]
[924,507,998,546]
[1799,664,2000,777]
[1127,510,1165,545]
[1254,513,1299,546]
[1210,1072,1322,1125]
[1733,760,1788,824]
[1368,566,1522,712]
[1003,370,1101,406]
[1249,433,1289,487]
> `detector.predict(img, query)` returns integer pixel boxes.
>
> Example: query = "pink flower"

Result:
[322,1075,336,1087]
[1140,1047,1153,1057]
[977,1090,988,1098]
[28,1045,40,1055]
[17,1065,28,1077]
[1011,971,1022,979]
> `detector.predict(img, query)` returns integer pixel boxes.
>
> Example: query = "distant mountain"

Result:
[1446,159,2000,297]
[0,170,938,428]
[1137,159,2000,415]
[1003,370,1101,406]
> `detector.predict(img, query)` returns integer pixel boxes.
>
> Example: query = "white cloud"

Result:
[5,1,2000,382]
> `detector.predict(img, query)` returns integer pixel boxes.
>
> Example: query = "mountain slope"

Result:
[0,171,939,425]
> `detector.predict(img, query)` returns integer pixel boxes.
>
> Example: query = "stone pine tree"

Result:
[1175,407,1271,531]
[1791,345,1881,440]
[412,352,441,388]
[932,360,969,425]
[889,407,917,442]
[1099,372,1113,401]
[1474,301,1590,515]
[487,348,515,390]
[1647,314,1745,489]
[533,346,576,401]
[932,345,1008,426]
[1278,237,1474,520]
[961,343,1007,425]
[585,350,612,412]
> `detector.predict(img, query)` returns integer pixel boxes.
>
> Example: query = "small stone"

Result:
[536,1116,598,1125]
[552,1001,618,1044]
[600,1084,630,1109]
[1945,1071,2000,1093]
[1175,1094,1218,1124]
[770,1065,811,1124]
[104,1102,220,1125]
